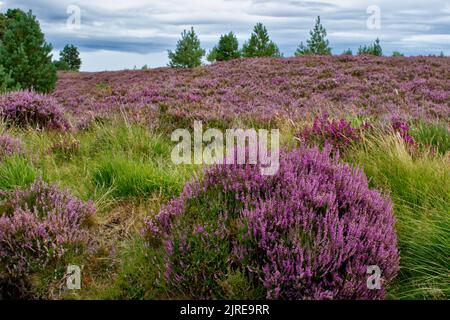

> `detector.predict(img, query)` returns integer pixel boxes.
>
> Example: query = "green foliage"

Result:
[0,65,20,93]
[168,27,205,68]
[59,44,82,71]
[410,122,450,155]
[92,156,183,198]
[53,60,70,71]
[0,156,37,191]
[346,134,450,299]
[358,38,383,56]
[0,9,56,93]
[241,23,281,58]
[295,16,331,56]
[392,51,404,57]
[342,48,353,55]
[207,32,240,62]
[102,236,167,299]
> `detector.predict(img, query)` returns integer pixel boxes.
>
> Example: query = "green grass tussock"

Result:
[346,133,449,299]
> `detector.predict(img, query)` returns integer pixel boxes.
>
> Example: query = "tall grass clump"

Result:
[346,133,450,299]
[143,146,399,300]
[0,155,36,190]
[410,121,450,155]
[92,156,187,199]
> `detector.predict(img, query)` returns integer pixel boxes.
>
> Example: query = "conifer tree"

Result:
[295,16,331,56]
[168,27,205,68]
[242,23,281,58]
[59,44,82,71]
[207,32,240,62]
[0,9,56,93]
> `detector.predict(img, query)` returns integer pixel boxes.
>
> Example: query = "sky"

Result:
[1,0,449,71]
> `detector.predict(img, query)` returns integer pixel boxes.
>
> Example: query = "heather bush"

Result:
[297,115,370,151]
[0,134,22,162]
[0,180,96,298]
[0,91,70,130]
[143,146,399,299]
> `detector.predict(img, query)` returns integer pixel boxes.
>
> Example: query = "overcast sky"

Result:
[1,0,449,71]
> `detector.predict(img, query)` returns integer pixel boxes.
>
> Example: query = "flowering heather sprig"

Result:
[143,146,399,300]
[0,91,70,130]
[392,119,415,145]
[0,180,95,296]
[298,115,370,150]
[0,134,22,162]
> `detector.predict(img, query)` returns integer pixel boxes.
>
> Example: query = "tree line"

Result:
[0,8,446,93]
[168,16,391,68]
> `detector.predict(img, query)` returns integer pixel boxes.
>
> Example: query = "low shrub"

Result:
[0,180,96,298]
[297,115,370,151]
[0,134,22,162]
[0,91,70,130]
[143,146,400,299]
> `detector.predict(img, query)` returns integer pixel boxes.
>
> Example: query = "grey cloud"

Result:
[1,0,449,70]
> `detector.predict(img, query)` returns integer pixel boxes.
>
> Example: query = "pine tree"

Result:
[53,60,70,71]
[0,65,20,93]
[207,32,240,62]
[168,27,205,68]
[241,23,281,58]
[59,44,82,71]
[0,9,56,93]
[342,49,353,55]
[295,16,331,56]
[358,38,383,56]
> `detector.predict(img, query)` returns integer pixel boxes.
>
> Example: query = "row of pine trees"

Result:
[168,16,386,68]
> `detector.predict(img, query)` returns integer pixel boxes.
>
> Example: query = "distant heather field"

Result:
[53,56,450,128]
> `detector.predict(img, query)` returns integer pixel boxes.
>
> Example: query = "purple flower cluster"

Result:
[0,134,22,162]
[298,115,370,150]
[392,119,415,145]
[0,180,95,295]
[143,146,400,299]
[0,91,70,130]
[53,56,449,124]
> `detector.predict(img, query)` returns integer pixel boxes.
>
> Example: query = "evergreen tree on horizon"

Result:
[358,38,383,56]
[295,16,331,56]
[59,44,82,71]
[168,27,205,68]
[207,31,240,62]
[241,23,281,58]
